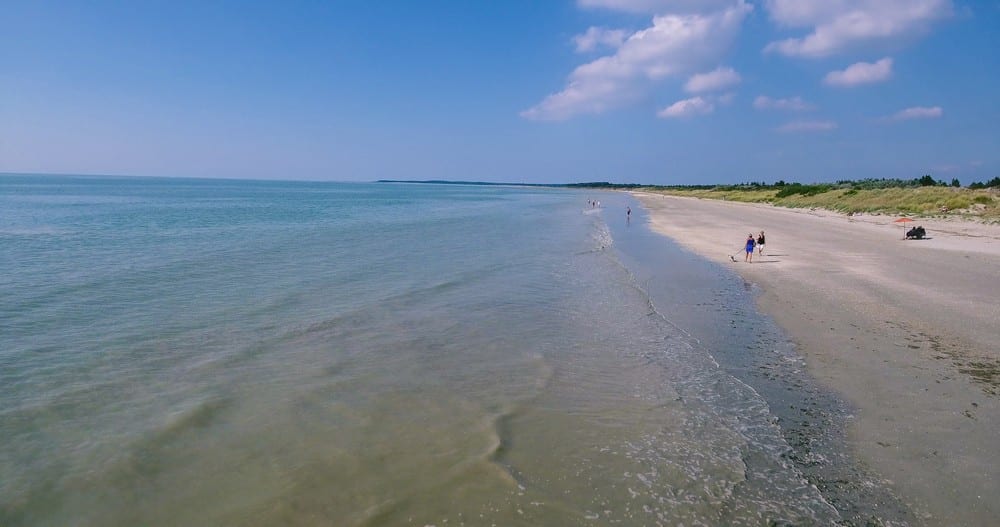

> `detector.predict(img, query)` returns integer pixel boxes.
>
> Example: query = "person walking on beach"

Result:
[745,233,756,262]
[626,206,631,224]
[757,230,765,255]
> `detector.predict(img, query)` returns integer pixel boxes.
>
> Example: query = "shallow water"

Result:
[1,175,900,525]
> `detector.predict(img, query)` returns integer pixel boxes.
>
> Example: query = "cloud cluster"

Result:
[524,0,951,124]
[887,106,943,121]
[754,95,812,111]
[684,67,741,93]
[764,0,953,58]
[522,1,752,120]
[657,96,715,118]
[824,58,893,86]
[573,27,628,53]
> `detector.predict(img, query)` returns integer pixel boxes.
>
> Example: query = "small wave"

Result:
[0,226,71,237]
[482,422,522,489]
[100,396,232,484]
[279,275,472,342]
[473,355,556,491]
[153,397,230,443]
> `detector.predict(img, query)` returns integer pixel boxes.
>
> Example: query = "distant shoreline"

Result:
[375,179,618,188]
[377,179,1000,222]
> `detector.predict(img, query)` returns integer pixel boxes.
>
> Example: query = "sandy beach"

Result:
[634,192,1000,526]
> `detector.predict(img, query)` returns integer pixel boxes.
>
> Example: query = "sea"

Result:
[0,175,911,526]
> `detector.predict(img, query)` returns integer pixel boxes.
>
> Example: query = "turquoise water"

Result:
[1,175,867,525]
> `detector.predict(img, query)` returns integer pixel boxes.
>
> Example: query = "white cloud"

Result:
[753,95,812,111]
[574,27,629,53]
[763,0,952,58]
[522,2,752,120]
[777,120,837,132]
[887,106,943,121]
[684,66,741,93]
[658,96,714,118]
[824,57,893,86]
[578,0,738,14]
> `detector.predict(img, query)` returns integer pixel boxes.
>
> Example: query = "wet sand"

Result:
[633,192,1000,526]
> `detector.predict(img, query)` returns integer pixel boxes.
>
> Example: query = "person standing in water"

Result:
[626,206,631,224]
[745,233,756,262]
[757,230,765,255]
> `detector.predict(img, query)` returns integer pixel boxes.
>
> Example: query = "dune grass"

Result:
[644,186,1000,220]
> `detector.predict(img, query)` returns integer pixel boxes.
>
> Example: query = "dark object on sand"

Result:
[893,217,914,238]
[906,226,926,239]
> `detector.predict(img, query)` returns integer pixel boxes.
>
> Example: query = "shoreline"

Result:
[632,192,1000,526]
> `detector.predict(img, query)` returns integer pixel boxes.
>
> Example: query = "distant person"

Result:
[757,231,766,255]
[626,206,631,223]
[745,234,755,262]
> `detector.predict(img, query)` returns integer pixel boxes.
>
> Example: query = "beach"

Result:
[634,192,1000,525]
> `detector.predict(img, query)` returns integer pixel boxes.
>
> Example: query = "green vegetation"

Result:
[969,176,1000,190]
[774,183,833,198]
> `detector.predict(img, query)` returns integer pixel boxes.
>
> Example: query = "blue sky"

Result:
[2,0,998,184]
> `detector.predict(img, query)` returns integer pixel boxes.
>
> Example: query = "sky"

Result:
[1,0,998,184]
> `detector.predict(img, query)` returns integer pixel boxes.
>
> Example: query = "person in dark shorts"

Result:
[745,233,756,262]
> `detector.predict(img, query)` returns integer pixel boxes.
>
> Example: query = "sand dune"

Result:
[634,192,1000,526]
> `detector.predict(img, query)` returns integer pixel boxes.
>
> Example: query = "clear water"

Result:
[0,175,849,525]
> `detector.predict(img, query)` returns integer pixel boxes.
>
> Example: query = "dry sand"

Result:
[633,192,1000,526]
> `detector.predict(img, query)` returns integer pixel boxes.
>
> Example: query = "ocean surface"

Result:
[1,175,904,526]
